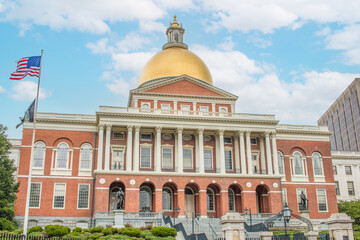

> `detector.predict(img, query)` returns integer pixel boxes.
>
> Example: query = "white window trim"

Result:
[204,148,213,170]
[111,146,126,171]
[141,102,151,109]
[51,143,73,176]
[162,187,173,211]
[183,147,193,169]
[228,188,235,211]
[140,145,152,168]
[207,188,215,212]
[53,183,66,209]
[250,138,257,145]
[224,137,232,144]
[79,143,93,176]
[277,151,286,177]
[33,141,46,175]
[139,186,152,211]
[290,152,308,182]
[251,152,260,174]
[29,182,42,209]
[141,133,152,141]
[112,132,125,140]
[281,188,287,206]
[219,107,228,113]
[77,184,90,210]
[316,189,328,212]
[162,146,173,169]
[225,148,233,170]
[312,152,325,182]
[161,104,171,110]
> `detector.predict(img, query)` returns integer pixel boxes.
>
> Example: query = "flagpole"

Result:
[23,50,43,235]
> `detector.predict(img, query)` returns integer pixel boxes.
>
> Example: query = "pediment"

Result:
[132,75,237,99]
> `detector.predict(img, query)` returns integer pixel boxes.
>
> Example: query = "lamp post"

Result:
[244,207,252,230]
[175,207,180,226]
[282,203,292,240]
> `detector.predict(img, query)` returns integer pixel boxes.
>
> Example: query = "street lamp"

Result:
[192,212,200,236]
[244,207,252,229]
[175,207,180,225]
[282,203,292,240]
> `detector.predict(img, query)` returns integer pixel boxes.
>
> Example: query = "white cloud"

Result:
[247,33,272,48]
[325,24,360,65]
[2,0,165,34]
[10,81,51,101]
[111,51,155,72]
[0,86,5,93]
[217,36,235,51]
[106,78,134,96]
[87,38,112,54]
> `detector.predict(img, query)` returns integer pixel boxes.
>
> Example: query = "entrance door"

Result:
[185,188,195,218]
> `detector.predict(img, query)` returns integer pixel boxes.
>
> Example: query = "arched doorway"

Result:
[207,184,221,218]
[109,181,125,211]
[228,184,242,213]
[184,183,199,218]
[162,182,178,217]
[256,185,269,213]
[139,182,155,212]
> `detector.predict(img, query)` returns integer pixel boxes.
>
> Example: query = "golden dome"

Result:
[139,47,213,86]
[138,16,213,86]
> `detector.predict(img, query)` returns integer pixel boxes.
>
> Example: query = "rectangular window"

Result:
[333,165,337,175]
[162,147,173,169]
[161,104,170,110]
[345,166,352,175]
[317,189,328,212]
[29,183,41,208]
[281,188,287,207]
[113,132,125,140]
[78,184,90,209]
[252,154,258,173]
[224,137,232,144]
[250,138,257,145]
[183,148,193,169]
[181,105,190,111]
[112,149,124,170]
[53,183,66,209]
[199,106,209,112]
[347,181,355,196]
[335,181,340,196]
[140,146,151,168]
[141,134,152,141]
[225,150,233,170]
[80,148,91,170]
[204,149,213,170]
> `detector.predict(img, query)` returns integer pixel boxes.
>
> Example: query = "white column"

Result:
[126,126,133,171]
[155,126,162,172]
[338,165,348,199]
[218,130,226,174]
[154,100,158,109]
[246,131,253,175]
[272,133,279,175]
[133,126,140,172]
[177,127,183,173]
[193,102,196,112]
[260,137,266,174]
[212,103,216,113]
[174,101,178,110]
[239,131,246,174]
[97,125,104,170]
[231,103,235,113]
[234,134,240,173]
[104,125,112,171]
[265,132,273,175]
[198,129,204,173]
[133,99,138,108]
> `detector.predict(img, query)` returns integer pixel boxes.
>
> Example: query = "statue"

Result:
[116,188,125,210]
[300,191,308,210]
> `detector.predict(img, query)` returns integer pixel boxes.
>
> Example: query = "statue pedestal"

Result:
[299,210,310,219]
[114,210,125,228]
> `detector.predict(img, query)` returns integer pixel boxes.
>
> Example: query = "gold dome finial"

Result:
[171,15,179,27]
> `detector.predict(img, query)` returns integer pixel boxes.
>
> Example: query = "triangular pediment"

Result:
[131,75,237,99]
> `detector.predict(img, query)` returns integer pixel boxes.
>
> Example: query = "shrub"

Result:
[102,227,116,236]
[28,232,46,237]
[45,224,70,237]
[12,229,23,234]
[0,218,16,231]
[91,226,104,233]
[150,227,177,237]
[118,227,141,238]
[72,227,82,233]
[146,225,153,230]
[83,228,91,233]
[27,226,43,234]
[124,223,133,228]
[88,232,104,239]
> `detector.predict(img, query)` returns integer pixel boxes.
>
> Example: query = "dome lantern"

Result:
[163,15,188,50]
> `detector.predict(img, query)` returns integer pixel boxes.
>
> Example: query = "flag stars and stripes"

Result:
[10,56,41,80]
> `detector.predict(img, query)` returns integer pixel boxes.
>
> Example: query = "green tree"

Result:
[0,124,19,223]
[338,200,360,237]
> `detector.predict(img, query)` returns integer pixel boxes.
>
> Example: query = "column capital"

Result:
[245,131,251,137]
[237,130,245,136]
[98,124,105,130]
[134,125,141,131]
[216,129,224,136]
[177,127,183,134]
[271,132,277,138]
[127,125,134,131]
[196,128,204,134]
[105,124,112,129]
[155,126,162,133]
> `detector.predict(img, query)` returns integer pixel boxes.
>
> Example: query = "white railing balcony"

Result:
[98,106,276,121]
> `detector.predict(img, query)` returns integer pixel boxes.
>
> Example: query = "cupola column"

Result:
[265,132,273,175]
[97,125,104,170]
[272,133,279,175]
[155,126,162,172]
[177,127,183,173]
[239,131,247,174]
[126,126,133,171]
[104,125,112,171]
[133,126,140,172]
[246,131,253,174]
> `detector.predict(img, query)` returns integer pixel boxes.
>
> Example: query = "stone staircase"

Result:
[175,218,222,240]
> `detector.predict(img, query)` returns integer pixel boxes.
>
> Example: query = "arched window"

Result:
[207,189,215,211]
[162,188,173,211]
[293,152,304,175]
[312,152,323,176]
[33,141,45,168]
[228,189,235,211]
[56,143,69,168]
[80,143,92,170]
[277,151,284,174]
[139,186,152,212]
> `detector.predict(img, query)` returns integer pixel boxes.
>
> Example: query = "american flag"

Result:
[10,56,41,80]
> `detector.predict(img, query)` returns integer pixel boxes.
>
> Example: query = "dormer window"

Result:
[219,107,228,113]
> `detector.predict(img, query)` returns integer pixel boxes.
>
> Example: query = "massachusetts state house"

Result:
[15,17,338,229]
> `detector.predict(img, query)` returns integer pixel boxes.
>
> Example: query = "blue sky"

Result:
[1,0,360,139]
